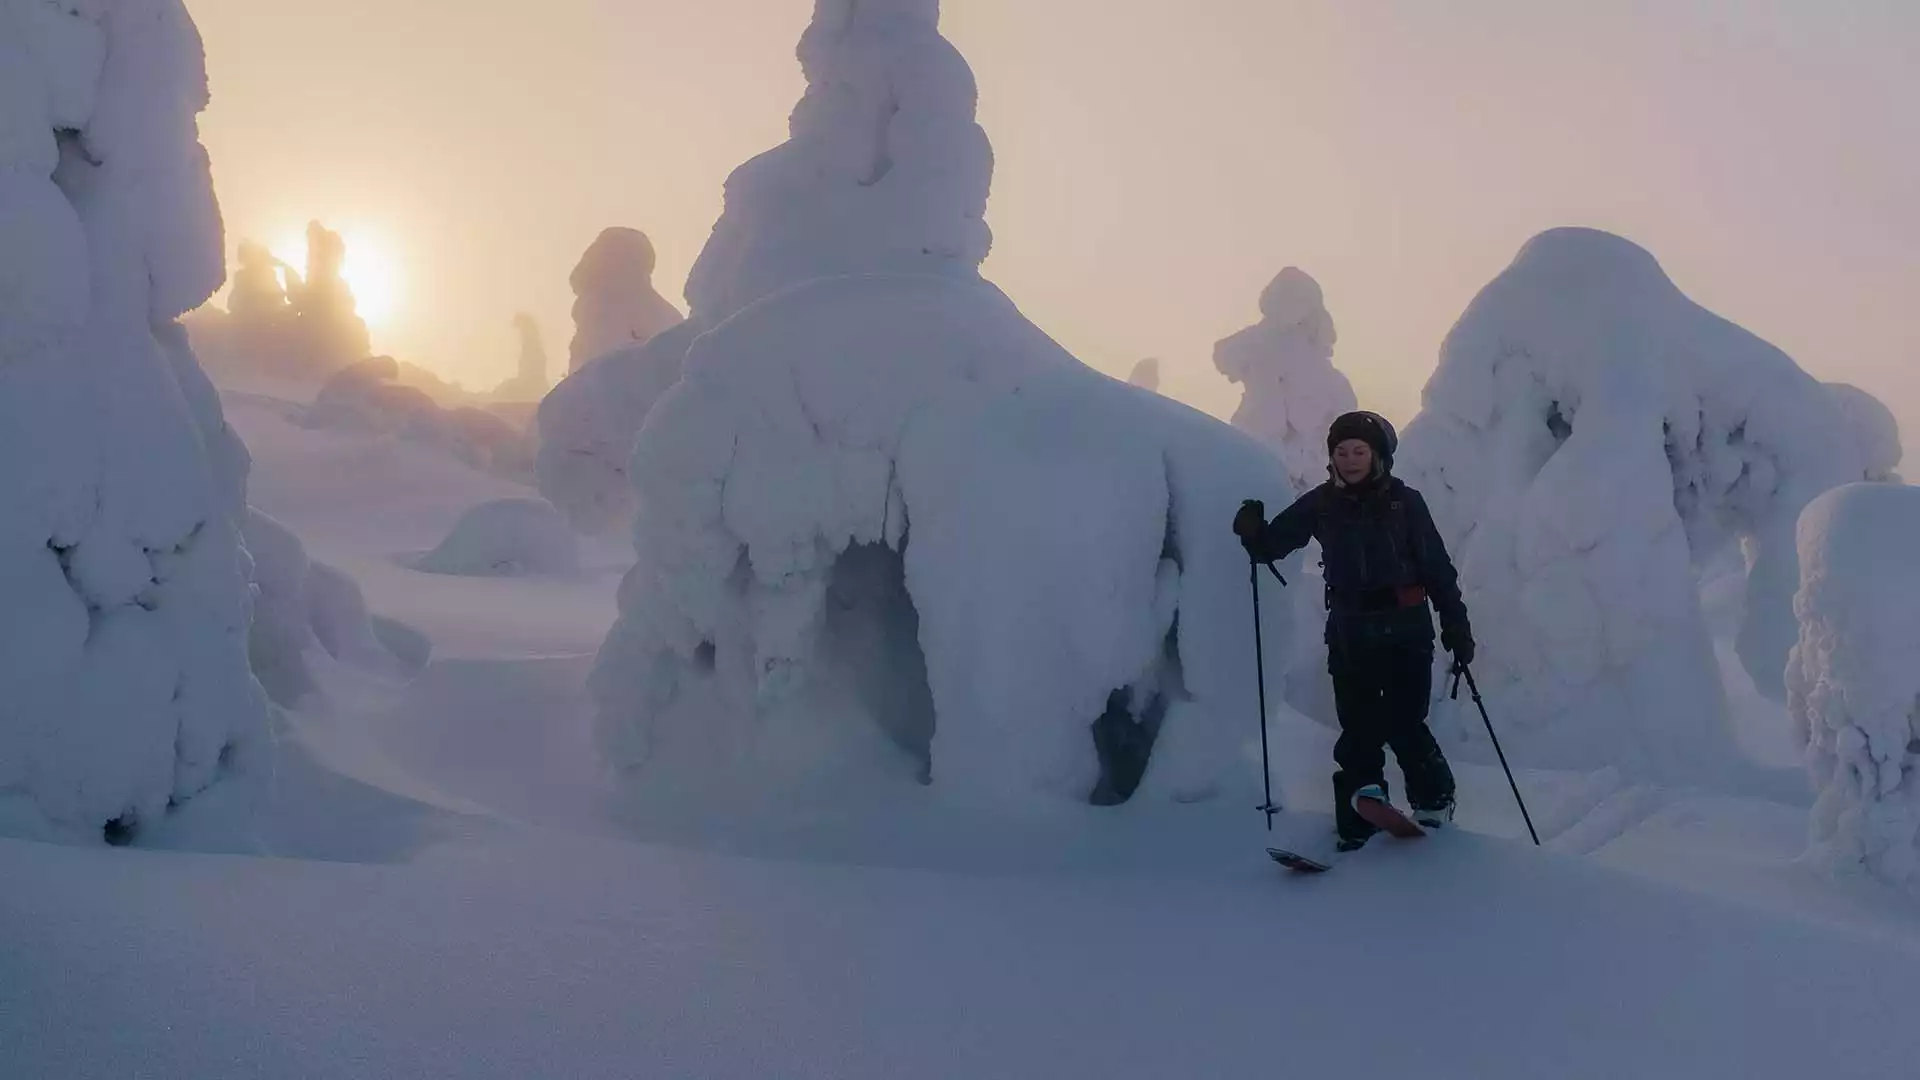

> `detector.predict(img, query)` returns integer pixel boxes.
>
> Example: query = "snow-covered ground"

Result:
[0,368,1913,1078]
[8,2,1919,1077]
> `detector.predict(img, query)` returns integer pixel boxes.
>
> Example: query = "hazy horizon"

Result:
[188,0,1917,449]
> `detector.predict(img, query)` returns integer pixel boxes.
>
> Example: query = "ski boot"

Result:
[1411,796,1455,830]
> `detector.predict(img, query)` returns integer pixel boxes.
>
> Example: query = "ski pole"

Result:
[1250,556,1282,829]
[1450,662,1540,846]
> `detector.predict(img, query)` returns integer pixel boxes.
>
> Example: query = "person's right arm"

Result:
[1241,487,1320,563]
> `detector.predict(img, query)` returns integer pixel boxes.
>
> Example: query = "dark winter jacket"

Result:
[1247,477,1471,657]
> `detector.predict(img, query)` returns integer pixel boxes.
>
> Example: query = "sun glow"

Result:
[271,225,404,327]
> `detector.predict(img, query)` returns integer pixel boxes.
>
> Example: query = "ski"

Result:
[1266,798,1427,873]
[1267,847,1335,873]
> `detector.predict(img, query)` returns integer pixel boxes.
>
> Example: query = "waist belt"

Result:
[1327,584,1427,612]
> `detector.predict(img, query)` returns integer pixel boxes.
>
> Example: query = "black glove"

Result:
[1232,499,1267,553]
[1442,625,1475,667]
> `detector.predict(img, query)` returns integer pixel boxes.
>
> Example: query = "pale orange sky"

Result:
[188,0,1917,454]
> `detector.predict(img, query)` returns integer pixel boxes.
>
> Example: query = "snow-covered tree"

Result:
[187,222,373,390]
[1214,267,1357,492]
[1402,228,1882,784]
[491,312,550,402]
[0,0,267,843]
[226,239,290,322]
[1788,483,1920,884]
[1128,357,1161,392]
[588,0,1297,812]
[567,227,683,374]
[288,220,370,371]
[538,0,996,533]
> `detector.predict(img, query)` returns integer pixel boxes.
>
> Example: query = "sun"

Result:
[271,224,404,327]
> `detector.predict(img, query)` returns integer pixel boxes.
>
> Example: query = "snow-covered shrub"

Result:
[589,2,1295,810]
[567,227,684,374]
[1214,267,1356,493]
[0,0,267,842]
[415,498,579,578]
[537,0,992,535]
[1788,483,1920,884]
[1402,228,1884,782]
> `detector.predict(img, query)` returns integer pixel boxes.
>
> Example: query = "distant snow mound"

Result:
[244,510,424,706]
[567,227,684,374]
[1789,483,1920,885]
[593,274,1297,809]
[304,358,532,481]
[539,0,994,537]
[0,0,268,843]
[1214,267,1356,492]
[1403,227,1874,783]
[416,498,579,578]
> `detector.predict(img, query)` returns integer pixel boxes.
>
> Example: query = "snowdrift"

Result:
[593,275,1297,808]
[1402,228,1892,784]
[416,498,580,578]
[1214,267,1357,493]
[1789,483,1920,884]
[245,509,425,706]
[0,0,267,842]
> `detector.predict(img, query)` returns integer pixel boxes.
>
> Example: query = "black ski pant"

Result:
[1329,640,1455,840]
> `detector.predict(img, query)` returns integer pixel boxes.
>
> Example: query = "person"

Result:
[1232,411,1474,850]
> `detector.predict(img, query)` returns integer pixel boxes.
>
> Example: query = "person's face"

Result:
[1333,439,1375,484]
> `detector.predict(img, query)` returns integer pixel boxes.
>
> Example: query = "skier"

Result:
[1232,411,1474,850]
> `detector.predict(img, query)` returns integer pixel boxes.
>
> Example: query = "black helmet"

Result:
[1326,411,1398,470]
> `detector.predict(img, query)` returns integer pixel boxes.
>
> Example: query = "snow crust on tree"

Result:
[538,0,991,535]
[0,0,267,842]
[567,227,684,374]
[1402,228,1871,782]
[1788,483,1920,885]
[415,498,579,578]
[1213,267,1356,492]
[1128,357,1160,392]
